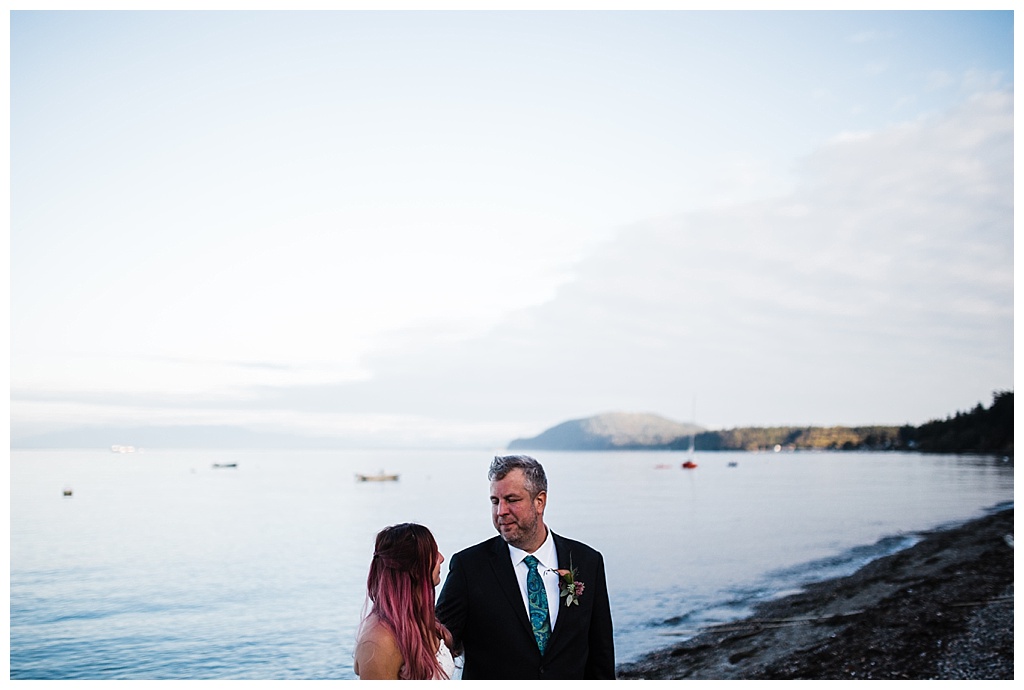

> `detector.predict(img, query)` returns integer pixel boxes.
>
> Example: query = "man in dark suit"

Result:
[435,455,615,679]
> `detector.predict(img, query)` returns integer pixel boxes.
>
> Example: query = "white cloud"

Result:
[848,29,888,45]
[926,70,955,91]
[25,84,1004,440]
[961,69,1010,93]
[10,13,1013,445]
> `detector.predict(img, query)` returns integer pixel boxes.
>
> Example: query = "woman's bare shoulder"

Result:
[357,615,399,648]
[354,614,403,679]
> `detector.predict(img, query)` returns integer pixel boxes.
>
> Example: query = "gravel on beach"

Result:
[617,507,1014,680]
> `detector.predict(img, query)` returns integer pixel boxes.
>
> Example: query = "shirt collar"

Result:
[508,527,558,571]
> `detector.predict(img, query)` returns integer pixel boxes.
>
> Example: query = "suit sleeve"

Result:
[435,551,468,656]
[585,551,616,679]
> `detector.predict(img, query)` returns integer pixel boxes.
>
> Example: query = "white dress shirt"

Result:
[507,528,562,631]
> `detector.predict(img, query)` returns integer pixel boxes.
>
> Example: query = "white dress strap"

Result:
[434,638,456,680]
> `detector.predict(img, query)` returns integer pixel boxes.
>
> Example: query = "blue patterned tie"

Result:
[524,555,550,654]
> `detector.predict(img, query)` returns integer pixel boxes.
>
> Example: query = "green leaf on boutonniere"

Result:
[552,557,585,607]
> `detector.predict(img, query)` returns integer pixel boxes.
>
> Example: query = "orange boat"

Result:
[682,461,698,469]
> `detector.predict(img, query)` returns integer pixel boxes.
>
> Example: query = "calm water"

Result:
[9,448,1014,679]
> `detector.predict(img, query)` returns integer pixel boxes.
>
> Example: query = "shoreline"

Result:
[616,507,1014,680]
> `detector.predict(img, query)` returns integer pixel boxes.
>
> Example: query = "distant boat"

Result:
[111,445,136,453]
[356,471,399,482]
[682,397,697,469]
[63,488,73,497]
[212,463,238,469]
[727,461,739,467]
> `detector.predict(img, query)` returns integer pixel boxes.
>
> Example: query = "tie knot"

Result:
[524,555,540,571]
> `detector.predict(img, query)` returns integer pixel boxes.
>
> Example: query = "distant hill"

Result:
[508,392,1013,455]
[687,391,1013,454]
[681,425,906,452]
[508,412,703,451]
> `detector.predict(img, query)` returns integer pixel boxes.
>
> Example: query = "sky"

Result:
[8,7,1015,448]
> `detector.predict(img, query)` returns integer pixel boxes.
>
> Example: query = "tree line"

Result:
[669,391,1013,455]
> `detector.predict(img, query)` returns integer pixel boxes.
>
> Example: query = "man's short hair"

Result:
[489,455,548,497]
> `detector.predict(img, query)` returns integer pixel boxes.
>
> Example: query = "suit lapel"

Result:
[488,537,534,639]
[545,532,571,653]
[553,531,571,572]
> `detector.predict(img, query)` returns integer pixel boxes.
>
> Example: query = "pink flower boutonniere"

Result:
[550,560,585,607]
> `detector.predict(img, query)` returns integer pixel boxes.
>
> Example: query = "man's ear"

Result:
[535,490,547,513]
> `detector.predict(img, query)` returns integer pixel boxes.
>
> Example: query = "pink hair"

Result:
[365,523,453,680]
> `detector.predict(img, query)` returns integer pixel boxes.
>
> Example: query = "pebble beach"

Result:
[617,507,1014,680]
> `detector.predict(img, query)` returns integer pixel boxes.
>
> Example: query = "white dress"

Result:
[435,638,456,680]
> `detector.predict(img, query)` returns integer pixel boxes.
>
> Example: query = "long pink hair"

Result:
[364,523,453,680]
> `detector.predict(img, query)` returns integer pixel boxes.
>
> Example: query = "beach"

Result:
[617,507,1014,680]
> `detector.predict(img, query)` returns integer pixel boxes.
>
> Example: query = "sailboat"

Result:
[682,398,698,469]
[681,439,698,469]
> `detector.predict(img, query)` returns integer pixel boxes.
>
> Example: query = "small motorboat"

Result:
[62,488,73,497]
[727,461,738,467]
[212,463,238,469]
[682,461,698,469]
[356,472,399,482]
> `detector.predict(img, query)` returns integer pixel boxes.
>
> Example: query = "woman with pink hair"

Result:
[355,523,455,680]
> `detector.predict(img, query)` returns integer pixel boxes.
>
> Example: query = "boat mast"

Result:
[688,396,696,459]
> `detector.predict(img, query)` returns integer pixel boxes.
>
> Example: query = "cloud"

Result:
[848,30,889,45]
[304,87,1010,429]
[926,70,955,91]
[12,88,1013,442]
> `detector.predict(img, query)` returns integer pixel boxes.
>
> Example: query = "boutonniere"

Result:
[549,559,585,606]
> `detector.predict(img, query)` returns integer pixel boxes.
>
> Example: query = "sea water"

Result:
[8,448,1014,679]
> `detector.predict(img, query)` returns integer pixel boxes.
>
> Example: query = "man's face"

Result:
[490,468,546,551]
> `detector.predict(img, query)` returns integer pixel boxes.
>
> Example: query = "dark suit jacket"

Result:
[435,531,615,679]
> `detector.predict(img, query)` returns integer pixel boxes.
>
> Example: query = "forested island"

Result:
[509,391,1012,455]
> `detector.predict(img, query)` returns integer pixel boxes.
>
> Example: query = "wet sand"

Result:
[617,508,1014,680]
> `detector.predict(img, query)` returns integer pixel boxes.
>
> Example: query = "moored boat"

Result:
[356,472,399,482]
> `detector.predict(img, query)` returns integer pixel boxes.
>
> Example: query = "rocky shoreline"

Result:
[617,507,1014,680]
